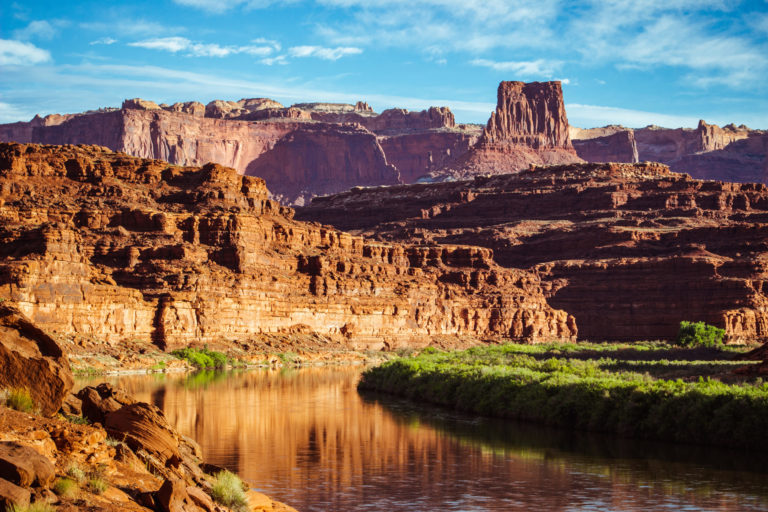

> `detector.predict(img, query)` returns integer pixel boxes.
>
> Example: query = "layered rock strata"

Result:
[424,81,583,181]
[297,162,768,342]
[0,143,575,350]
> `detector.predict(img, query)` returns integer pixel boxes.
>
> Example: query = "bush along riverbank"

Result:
[358,342,768,450]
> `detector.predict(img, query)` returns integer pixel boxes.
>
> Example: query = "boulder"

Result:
[104,403,182,467]
[156,478,208,512]
[0,303,73,416]
[0,478,30,509]
[0,442,55,488]
[76,383,135,424]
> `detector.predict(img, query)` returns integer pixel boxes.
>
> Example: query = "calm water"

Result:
[80,367,768,511]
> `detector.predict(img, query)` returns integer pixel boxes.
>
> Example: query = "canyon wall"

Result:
[571,121,768,184]
[0,143,576,350]
[297,162,768,342]
[0,97,483,203]
[425,81,583,181]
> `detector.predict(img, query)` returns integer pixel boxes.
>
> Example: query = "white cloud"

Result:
[287,45,362,60]
[260,55,288,65]
[470,58,562,77]
[128,37,277,58]
[90,37,118,46]
[13,20,58,41]
[0,39,51,66]
[129,37,190,53]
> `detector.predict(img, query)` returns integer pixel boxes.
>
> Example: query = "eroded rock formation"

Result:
[0,143,575,350]
[424,81,583,181]
[297,162,768,342]
[570,127,639,163]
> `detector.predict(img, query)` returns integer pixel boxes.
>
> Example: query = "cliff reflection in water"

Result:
[106,367,768,512]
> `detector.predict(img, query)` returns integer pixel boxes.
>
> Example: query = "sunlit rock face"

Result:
[0,142,576,350]
[298,161,768,342]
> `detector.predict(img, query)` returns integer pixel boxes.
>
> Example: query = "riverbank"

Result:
[358,342,768,450]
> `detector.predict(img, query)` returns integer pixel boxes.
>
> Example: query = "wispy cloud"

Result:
[90,37,118,46]
[287,45,362,60]
[0,39,51,66]
[79,19,186,37]
[128,37,277,57]
[13,20,64,41]
[172,0,300,13]
[470,58,562,78]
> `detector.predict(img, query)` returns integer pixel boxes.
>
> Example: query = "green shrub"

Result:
[358,343,768,450]
[5,388,35,413]
[211,470,248,511]
[53,477,78,498]
[87,477,108,494]
[6,503,56,512]
[65,464,86,483]
[171,347,229,369]
[676,321,725,348]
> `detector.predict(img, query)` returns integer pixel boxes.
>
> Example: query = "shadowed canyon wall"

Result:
[298,162,768,342]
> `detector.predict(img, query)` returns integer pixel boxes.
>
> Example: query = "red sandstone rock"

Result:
[0,478,30,509]
[244,123,401,205]
[379,130,480,183]
[0,304,74,416]
[0,143,575,348]
[156,478,207,512]
[0,442,55,488]
[297,161,768,342]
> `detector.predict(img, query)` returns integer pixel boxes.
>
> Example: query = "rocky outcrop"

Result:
[424,81,582,181]
[297,161,768,343]
[571,129,639,163]
[0,143,575,349]
[0,304,74,416]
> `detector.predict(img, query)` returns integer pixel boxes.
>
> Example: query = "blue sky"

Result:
[1,0,767,128]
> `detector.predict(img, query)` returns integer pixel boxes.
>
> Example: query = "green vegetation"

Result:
[6,503,56,512]
[65,464,86,483]
[53,477,78,498]
[87,477,108,495]
[359,343,768,450]
[149,360,167,371]
[676,321,725,348]
[211,470,249,511]
[277,351,300,366]
[171,346,230,369]
[4,388,35,413]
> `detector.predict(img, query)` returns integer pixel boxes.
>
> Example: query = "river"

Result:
[79,367,768,511]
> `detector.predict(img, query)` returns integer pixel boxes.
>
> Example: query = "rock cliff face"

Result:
[571,128,639,163]
[297,162,768,342]
[0,143,576,350]
[244,123,400,205]
[425,81,582,181]
[571,121,767,184]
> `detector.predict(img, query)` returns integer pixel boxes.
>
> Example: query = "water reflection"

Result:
[86,368,768,512]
